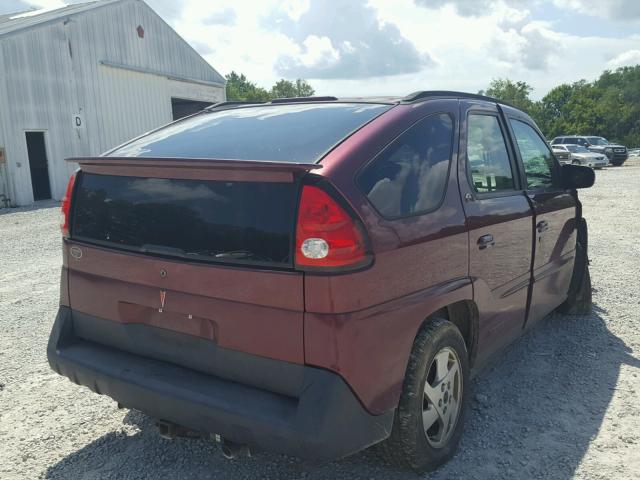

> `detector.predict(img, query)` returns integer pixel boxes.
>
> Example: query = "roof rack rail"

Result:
[402,90,514,107]
[271,96,338,104]
[204,100,266,110]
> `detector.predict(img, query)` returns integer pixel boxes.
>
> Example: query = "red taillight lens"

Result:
[60,172,77,237]
[295,185,368,269]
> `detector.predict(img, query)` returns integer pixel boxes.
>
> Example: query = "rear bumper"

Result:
[47,306,394,461]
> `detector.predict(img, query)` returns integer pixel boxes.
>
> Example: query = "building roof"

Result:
[0,0,225,85]
[0,0,124,37]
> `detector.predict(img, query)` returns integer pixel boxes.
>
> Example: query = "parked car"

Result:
[48,92,595,473]
[551,145,571,164]
[551,135,628,166]
[628,148,640,157]
[552,144,608,168]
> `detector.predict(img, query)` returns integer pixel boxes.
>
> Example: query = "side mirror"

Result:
[561,164,595,189]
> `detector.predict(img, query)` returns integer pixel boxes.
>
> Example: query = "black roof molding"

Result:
[271,96,339,104]
[204,101,266,111]
[402,90,515,108]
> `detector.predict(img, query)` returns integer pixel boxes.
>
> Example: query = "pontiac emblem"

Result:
[159,290,166,313]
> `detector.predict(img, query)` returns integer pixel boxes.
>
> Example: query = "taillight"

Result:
[60,172,77,237]
[295,185,369,270]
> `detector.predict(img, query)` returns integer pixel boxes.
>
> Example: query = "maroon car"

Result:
[48,92,594,472]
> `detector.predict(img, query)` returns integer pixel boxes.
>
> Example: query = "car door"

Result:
[504,112,578,328]
[459,101,534,363]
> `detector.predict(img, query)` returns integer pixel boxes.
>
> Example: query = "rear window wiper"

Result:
[192,249,272,262]
[140,244,187,257]
[139,245,274,264]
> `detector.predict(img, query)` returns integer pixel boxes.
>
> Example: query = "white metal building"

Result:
[0,0,226,206]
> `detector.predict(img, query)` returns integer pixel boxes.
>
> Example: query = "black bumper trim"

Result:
[47,307,394,461]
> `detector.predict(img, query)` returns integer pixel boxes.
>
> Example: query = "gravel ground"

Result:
[1,163,639,480]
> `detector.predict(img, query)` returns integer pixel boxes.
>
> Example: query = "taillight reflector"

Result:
[60,172,77,237]
[295,185,368,269]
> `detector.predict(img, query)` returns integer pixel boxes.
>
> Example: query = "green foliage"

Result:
[225,72,271,102]
[271,79,315,99]
[225,72,315,102]
[480,79,534,112]
[482,66,640,146]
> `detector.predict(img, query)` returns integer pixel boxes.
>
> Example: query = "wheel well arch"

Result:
[425,300,479,367]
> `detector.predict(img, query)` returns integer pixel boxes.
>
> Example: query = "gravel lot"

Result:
[1,163,639,480]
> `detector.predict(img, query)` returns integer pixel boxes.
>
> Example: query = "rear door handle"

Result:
[477,234,495,250]
[537,220,549,233]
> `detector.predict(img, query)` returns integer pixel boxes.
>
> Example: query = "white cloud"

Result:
[278,0,310,21]
[2,0,639,100]
[168,0,300,88]
[553,0,640,20]
[295,35,341,69]
[414,0,535,17]
[0,0,65,15]
[608,50,640,68]
[270,0,434,79]
[368,0,639,98]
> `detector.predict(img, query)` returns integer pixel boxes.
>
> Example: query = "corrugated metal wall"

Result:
[0,0,225,206]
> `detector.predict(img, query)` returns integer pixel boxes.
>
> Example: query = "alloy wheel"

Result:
[422,347,463,448]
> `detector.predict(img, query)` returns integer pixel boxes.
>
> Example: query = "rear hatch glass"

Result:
[71,173,297,268]
[109,103,392,162]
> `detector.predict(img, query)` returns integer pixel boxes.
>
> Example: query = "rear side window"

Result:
[110,103,391,163]
[467,114,515,193]
[357,113,453,218]
[72,173,298,268]
[509,119,558,190]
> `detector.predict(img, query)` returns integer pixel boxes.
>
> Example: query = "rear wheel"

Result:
[382,318,469,473]
[572,159,580,165]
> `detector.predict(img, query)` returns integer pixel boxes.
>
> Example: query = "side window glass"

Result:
[357,113,453,218]
[467,114,515,193]
[509,119,557,190]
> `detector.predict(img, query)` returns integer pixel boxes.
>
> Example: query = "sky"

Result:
[2,0,640,99]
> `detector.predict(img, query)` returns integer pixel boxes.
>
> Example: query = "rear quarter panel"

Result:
[304,101,471,414]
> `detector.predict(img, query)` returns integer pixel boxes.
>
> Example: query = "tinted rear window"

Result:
[110,103,392,163]
[357,113,453,218]
[72,173,297,268]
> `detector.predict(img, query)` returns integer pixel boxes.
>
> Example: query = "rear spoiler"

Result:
[67,157,322,183]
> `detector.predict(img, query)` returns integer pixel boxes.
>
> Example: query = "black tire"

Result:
[558,218,592,315]
[572,159,580,165]
[382,318,469,473]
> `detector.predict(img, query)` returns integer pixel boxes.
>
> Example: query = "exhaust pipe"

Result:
[157,420,179,440]
[215,435,250,459]
[156,420,201,439]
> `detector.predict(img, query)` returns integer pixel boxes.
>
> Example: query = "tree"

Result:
[480,67,640,147]
[225,71,271,102]
[480,79,534,113]
[535,83,578,137]
[226,72,315,102]
[271,79,315,99]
